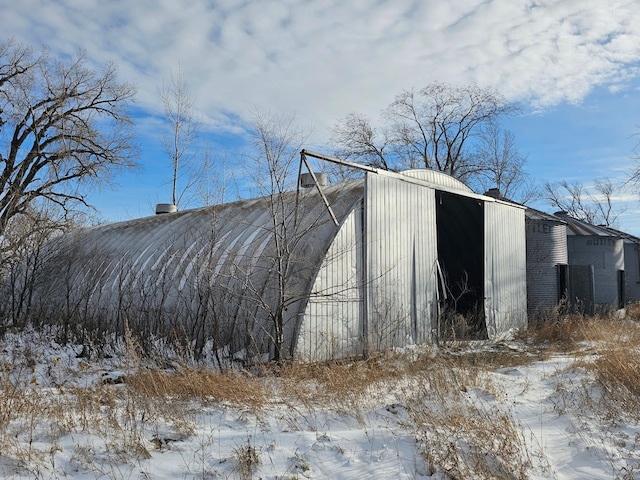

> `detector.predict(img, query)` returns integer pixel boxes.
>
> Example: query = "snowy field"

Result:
[0,325,639,480]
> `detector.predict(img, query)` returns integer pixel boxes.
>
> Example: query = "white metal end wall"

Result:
[365,174,438,353]
[485,201,527,337]
[298,204,364,361]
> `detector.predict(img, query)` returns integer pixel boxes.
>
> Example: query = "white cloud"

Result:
[4,0,640,138]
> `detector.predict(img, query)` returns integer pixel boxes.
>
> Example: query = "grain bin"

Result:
[556,212,624,311]
[525,208,568,315]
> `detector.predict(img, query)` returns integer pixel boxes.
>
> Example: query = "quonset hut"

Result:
[9,152,527,363]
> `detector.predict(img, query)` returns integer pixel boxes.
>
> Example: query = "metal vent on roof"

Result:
[300,172,328,188]
[484,188,502,199]
[156,203,177,215]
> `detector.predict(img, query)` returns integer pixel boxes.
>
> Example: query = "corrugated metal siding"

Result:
[29,182,365,359]
[365,173,438,353]
[599,226,640,303]
[400,169,474,193]
[567,236,624,307]
[484,202,527,337]
[624,242,640,303]
[298,203,364,361]
[557,213,612,236]
[525,219,568,313]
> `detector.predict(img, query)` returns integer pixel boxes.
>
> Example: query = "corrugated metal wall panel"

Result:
[624,243,640,303]
[525,220,568,314]
[366,174,438,353]
[298,203,364,361]
[567,236,624,307]
[27,182,365,360]
[485,202,527,337]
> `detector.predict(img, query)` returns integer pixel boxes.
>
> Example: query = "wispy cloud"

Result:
[6,0,640,136]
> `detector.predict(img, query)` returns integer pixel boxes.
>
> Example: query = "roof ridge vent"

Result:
[156,203,177,215]
[300,172,328,188]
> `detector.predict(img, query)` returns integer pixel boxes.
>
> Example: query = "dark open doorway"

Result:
[435,190,487,339]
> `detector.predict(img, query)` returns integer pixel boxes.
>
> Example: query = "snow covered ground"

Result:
[0,328,638,479]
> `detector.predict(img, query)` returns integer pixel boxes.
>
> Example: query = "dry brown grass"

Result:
[591,345,640,407]
[625,301,640,320]
[0,372,52,469]
[438,342,548,370]
[524,308,640,422]
[272,355,410,409]
[522,307,637,350]
[523,312,588,351]
[575,316,640,416]
[231,438,261,480]
[2,315,638,478]
[402,359,531,480]
[272,342,545,410]
[125,367,268,408]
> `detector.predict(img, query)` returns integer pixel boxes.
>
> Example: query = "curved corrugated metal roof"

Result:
[29,180,365,358]
[399,169,474,193]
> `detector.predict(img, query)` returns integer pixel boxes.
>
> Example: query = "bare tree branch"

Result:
[544,178,623,227]
[330,112,389,169]
[330,82,521,188]
[472,122,537,203]
[159,66,200,208]
[0,39,138,239]
[244,110,315,361]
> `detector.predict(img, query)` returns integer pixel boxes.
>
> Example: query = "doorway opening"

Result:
[435,190,486,339]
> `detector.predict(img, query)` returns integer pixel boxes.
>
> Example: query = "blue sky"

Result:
[4,0,640,233]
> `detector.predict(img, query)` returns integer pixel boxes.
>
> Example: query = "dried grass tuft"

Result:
[126,366,268,409]
[404,361,531,479]
[577,317,640,417]
[231,438,261,480]
[273,356,403,408]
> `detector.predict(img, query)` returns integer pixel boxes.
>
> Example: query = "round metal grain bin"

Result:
[526,217,568,314]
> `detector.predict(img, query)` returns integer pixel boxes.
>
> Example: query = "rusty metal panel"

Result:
[365,173,438,353]
[484,201,527,337]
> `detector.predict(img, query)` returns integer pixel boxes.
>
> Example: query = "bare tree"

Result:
[243,110,311,361]
[544,178,623,227]
[159,66,200,208]
[631,130,640,187]
[0,39,137,243]
[194,146,231,207]
[331,82,519,184]
[331,112,390,169]
[473,122,537,203]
